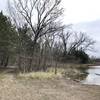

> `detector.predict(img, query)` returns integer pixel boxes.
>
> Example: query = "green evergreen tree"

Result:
[0,11,16,67]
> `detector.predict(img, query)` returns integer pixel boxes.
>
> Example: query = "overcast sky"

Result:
[0,0,100,57]
[62,0,100,24]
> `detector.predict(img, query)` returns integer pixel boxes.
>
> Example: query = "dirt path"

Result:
[0,72,100,100]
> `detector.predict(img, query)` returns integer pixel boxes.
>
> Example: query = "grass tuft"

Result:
[18,72,62,80]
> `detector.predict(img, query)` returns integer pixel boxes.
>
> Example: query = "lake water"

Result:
[81,66,100,85]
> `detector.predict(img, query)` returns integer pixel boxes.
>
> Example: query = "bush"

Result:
[74,50,89,64]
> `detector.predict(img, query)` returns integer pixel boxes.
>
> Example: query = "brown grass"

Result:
[0,73,100,100]
[18,72,62,80]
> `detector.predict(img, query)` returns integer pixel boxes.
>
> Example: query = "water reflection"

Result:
[82,66,100,85]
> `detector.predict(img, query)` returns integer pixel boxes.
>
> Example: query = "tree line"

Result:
[0,0,95,73]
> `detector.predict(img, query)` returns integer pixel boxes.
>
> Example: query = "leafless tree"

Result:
[8,0,63,52]
[59,27,72,55]
[68,32,95,54]
[8,0,64,72]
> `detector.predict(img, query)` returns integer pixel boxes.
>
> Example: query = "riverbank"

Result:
[0,64,100,100]
[0,73,100,100]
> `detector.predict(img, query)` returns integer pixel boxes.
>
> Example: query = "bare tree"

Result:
[7,0,64,72]
[59,27,72,55]
[68,32,95,54]
[8,0,63,52]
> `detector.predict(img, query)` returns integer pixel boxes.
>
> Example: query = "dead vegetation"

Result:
[0,71,100,100]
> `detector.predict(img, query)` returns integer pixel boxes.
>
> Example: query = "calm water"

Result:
[81,66,100,85]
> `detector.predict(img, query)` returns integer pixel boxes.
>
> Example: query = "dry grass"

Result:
[17,63,89,80]
[0,66,99,100]
[0,73,100,100]
[0,73,5,80]
[18,72,62,80]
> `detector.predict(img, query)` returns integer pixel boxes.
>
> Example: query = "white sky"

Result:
[62,0,100,24]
